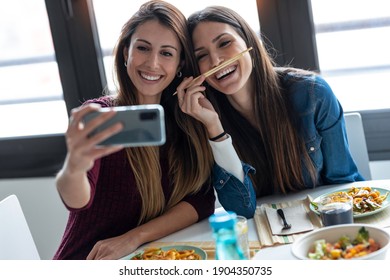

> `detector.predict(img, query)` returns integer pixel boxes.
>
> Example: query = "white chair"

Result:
[344,112,372,180]
[0,194,41,260]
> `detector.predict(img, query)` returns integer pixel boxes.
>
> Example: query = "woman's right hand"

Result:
[176,76,225,138]
[64,103,124,175]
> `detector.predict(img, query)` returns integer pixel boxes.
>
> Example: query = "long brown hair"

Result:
[188,6,317,196]
[112,0,213,224]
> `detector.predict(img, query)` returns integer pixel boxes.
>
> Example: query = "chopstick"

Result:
[173,47,253,96]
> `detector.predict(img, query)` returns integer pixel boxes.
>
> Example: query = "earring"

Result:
[252,58,255,69]
[124,61,127,67]
[176,71,182,78]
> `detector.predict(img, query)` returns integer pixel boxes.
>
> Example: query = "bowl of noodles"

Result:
[291,224,390,260]
[126,245,207,260]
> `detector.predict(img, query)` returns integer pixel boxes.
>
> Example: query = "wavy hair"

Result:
[112,0,213,224]
[188,6,316,196]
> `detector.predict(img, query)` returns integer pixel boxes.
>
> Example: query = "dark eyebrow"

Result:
[161,45,178,51]
[194,33,229,52]
[136,39,178,52]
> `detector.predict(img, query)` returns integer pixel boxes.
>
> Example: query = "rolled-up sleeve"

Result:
[213,163,256,218]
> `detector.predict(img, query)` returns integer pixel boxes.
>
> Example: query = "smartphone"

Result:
[83,104,166,147]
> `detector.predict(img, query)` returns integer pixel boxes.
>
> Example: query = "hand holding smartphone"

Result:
[83,105,166,147]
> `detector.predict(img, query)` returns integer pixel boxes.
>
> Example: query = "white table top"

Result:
[156,179,390,259]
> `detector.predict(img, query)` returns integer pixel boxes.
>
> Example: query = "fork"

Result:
[277,208,292,230]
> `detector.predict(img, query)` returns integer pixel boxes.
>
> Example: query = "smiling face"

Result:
[123,19,182,104]
[192,21,253,96]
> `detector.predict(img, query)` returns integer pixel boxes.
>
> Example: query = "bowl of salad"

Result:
[291,224,390,260]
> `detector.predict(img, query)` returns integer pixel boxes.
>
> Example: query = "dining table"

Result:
[144,179,390,260]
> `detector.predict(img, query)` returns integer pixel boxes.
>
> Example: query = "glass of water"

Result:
[236,215,250,259]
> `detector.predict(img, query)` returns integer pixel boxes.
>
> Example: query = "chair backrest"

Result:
[344,112,372,180]
[0,194,41,260]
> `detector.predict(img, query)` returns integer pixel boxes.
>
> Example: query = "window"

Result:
[0,0,68,178]
[0,1,68,138]
[311,0,390,112]
[310,0,390,160]
[0,0,107,178]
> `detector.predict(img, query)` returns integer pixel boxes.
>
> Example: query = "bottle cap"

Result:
[209,211,237,230]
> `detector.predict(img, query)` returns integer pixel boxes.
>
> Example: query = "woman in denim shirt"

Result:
[177,6,363,218]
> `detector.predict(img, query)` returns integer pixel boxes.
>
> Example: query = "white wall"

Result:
[0,160,389,260]
[0,177,68,260]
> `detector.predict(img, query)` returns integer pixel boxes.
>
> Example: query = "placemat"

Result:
[254,196,322,247]
[145,241,261,260]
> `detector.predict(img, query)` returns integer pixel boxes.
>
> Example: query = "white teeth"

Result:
[140,72,161,81]
[216,65,236,79]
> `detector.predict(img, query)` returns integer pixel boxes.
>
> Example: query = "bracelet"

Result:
[209,131,227,141]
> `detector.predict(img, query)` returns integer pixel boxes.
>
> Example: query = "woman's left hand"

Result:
[86,233,139,260]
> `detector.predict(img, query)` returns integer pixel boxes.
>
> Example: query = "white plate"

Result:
[122,245,207,260]
[310,187,390,218]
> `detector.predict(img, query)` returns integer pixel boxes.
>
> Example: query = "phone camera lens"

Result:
[140,112,157,120]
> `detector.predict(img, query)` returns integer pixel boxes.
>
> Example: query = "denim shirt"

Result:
[284,72,364,185]
[213,72,364,218]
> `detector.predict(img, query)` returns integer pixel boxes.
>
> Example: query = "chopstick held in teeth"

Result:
[173,47,253,96]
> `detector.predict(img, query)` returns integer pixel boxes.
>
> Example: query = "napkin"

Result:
[265,204,314,235]
[253,196,323,247]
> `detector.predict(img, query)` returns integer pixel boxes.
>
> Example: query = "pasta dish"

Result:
[346,186,388,214]
[131,247,202,260]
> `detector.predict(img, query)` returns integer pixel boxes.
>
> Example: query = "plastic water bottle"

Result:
[209,211,247,260]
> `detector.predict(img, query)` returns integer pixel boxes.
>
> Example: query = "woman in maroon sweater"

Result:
[54,0,215,260]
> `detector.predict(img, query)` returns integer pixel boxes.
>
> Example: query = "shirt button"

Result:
[309,147,315,151]
[219,180,224,184]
